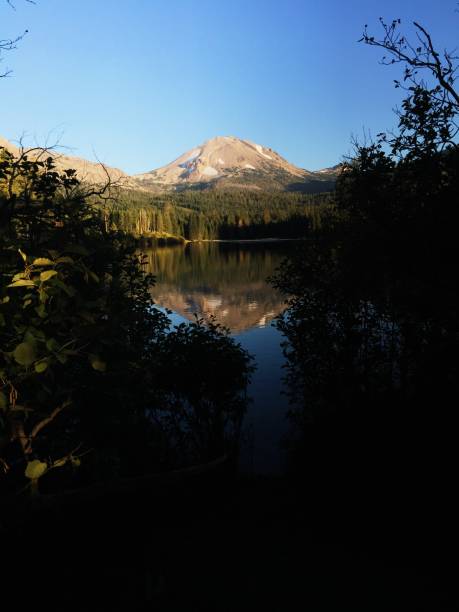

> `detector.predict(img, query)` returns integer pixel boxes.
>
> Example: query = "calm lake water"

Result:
[142,242,295,473]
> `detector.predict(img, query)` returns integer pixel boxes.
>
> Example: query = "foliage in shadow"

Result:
[272,18,459,511]
[0,147,253,499]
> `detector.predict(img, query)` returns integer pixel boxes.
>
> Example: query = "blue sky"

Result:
[0,0,457,174]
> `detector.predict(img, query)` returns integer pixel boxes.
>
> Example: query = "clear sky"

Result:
[0,0,457,174]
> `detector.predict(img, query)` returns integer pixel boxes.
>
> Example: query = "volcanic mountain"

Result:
[1,134,338,193]
[133,136,337,192]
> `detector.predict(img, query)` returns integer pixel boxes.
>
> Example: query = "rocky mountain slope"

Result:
[134,136,337,192]
[0,135,136,189]
[1,134,338,193]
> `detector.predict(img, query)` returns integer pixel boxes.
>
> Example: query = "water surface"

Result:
[143,242,293,473]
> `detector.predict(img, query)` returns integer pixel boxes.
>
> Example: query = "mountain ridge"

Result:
[133,135,338,193]
[1,134,339,193]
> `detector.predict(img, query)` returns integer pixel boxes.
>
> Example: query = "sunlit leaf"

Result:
[18,249,27,262]
[12,272,27,282]
[89,354,107,372]
[25,460,47,480]
[7,280,35,288]
[33,258,54,266]
[40,270,58,282]
[35,361,48,373]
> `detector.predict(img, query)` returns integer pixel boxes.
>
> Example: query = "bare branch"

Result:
[27,401,70,452]
[361,18,459,109]
[1,0,35,77]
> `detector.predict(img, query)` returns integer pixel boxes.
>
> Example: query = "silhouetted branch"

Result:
[1,0,35,77]
[360,18,459,109]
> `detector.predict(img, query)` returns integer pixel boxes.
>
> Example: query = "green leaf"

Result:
[71,457,81,468]
[46,338,59,352]
[35,361,48,373]
[54,279,76,297]
[12,272,27,282]
[89,354,107,372]
[18,249,27,262]
[35,304,47,319]
[7,280,35,288]
[1,296,10,304]
[32,329,46,341]
[0,391,7,412]
[25,460,48,480]
[40,270,58,282]
[32,258,54,266]
[13,342,36,366]
[24,330,37,345]
[23,299,32,308]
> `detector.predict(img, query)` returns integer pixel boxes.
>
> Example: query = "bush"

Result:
[0,147,253,495]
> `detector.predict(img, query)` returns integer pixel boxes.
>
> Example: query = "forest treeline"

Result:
[106,189,334,241]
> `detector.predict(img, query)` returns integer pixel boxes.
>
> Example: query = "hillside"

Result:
[1,134,339,194]
[0,135,137,189]
[134,136,337,193]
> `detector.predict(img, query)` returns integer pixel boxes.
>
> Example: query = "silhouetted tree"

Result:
[272,15,459,504]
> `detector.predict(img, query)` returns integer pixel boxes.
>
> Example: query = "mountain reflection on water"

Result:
[142,242,295,473]
[142,243,289,332]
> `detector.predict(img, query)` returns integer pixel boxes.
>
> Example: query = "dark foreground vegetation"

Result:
[0,147,254,495]
[269,14,459,611]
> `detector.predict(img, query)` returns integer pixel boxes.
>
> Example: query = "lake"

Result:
[142,242,296,473]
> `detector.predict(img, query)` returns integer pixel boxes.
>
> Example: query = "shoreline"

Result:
[138,236,306,246]
[192,237,305,244]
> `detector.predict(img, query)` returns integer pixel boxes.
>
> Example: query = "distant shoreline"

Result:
[194,237,305,244]
[137,235,306,247]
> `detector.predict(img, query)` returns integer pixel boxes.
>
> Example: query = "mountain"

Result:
[133,136,337,193]
[1,134,338,193]
[0,135,137,189]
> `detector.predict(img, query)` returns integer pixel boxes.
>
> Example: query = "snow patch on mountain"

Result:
[132,135,329,190]
[255,144,273,160]
[202,166,218,177]
[185,149,201,162]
